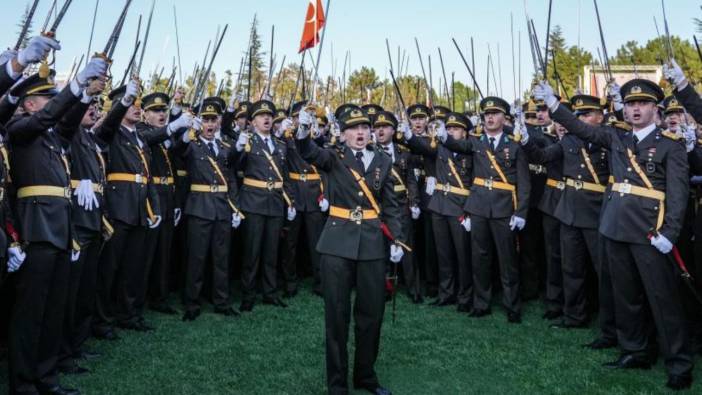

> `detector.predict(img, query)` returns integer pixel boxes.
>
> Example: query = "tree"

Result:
[544,25,594,99]
[15,2,35,49]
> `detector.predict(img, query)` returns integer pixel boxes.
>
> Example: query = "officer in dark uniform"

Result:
[521,94,616,347]
[177,101,242,320]
[279,100,326,297]
[439,97,530,323]
[361,103,384,125]
[233,100,293,311]
[535,78,693,390]
[401,112,473,310]
[7,57,108,395]
[295,106,403,395]
[373,110,421,303]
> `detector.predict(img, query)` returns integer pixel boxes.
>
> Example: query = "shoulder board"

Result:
[697,138,702,145]
[398,144,409,152]
[507,133,521,142]
[221,141,231,148]
[469,131,482,137]
[661,130,680,141]
[612,121,632,132]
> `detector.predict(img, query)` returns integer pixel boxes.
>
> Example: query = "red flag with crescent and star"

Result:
[298,0,326,53]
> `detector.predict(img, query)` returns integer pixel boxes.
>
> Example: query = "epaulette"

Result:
[611,120,632,132]
[507,133,521,142]
[397,144,409,152]
[661,130,680,141]
[188,129,197,141]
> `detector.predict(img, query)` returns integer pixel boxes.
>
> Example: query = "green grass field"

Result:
[1,282,698,394]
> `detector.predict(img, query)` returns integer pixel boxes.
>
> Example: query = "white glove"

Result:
[389,244,404,263]
[17,36,61,67]
[516,115,529,145]
[227,94,237,112]
[509,215,526,231]
[607,83,623,111]
[281,118,294,132]
[296,124,310,140]
[148,215,162,229]
[435,120,447,143]
[425,176,436,195]
[532,82,558,111]
[192,117,203,132]
[318,197,329,212]
[174,208,182,226]
[231,212,242,228]
[410,206,420,220]
[74,179,99,211]
[461,216,471,232]
[299,110,315,127]
[470,115,480,127]
[650,234,673,254]
[71,249,81,263]
[683,125,697,153]
[400,121,412,141]
[76,57,108,87]
[168,112,193,134]
[287,207,297,221]
[0,49,18,66]
[236,131,250,151]
[122,79,140,106]
[7,245,26,273]
[663,59,688,91]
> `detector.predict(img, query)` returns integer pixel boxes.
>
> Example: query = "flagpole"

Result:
[311,0,331,104]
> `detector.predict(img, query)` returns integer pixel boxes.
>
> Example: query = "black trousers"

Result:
[184,216,231,312]
[95,220,147,333]
[9,242,69,393]
[604,237,693,376]
[280,210,325,293]
[399,215,420,298]
[240,213,283,303]
[520,207,544,299]
[560,224,599,325]
[471,215,520,314]
[415,211,437,295]
[431,213,471,305]
[542,213,563,314]
[321,255,385,395]
[146,217,175,306]
[58,228,101,369]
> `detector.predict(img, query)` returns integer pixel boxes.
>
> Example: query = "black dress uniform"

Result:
[523,95,616,342]
[404,112,473,310]
[549,79,693,381]
[233,100,293,310]
[443,97,531,321]
[177,103,240,318]
[279,101,326,296]
[296,108,403,395]
[6,74,83,394]
[375,111,421,302]
[94,91,165,335]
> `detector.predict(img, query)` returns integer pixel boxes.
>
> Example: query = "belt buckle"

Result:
[160,176,168,185]
[300,174,307,182]
[574,180,584,190]
[484,178,493,190]
[350,207,363,223]
[64,187,71,199]
[442,183,451,193]
[135,174,143,184]
[266,181,275,191]
[210,184,220,193]
[619,183,632,194]
[556,181,565,190]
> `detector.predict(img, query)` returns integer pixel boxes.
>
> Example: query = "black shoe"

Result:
[425,289,438,298]
[283,289,298,299]
[150,303,178,315]
[39,385,81,395]
[262,297,288,308]
[603,354,652,370]
[542,310,562,320]
[239,301,254,312]
[550,319,587,329]
[182,310,201,322]
[214,307,240,317]
[59,363,90,375]
[410,294,424,304]
[507,312,522,324]
[582,337,617,350]
[94,329,119,341]
[456,303,471,313]
[666,374,692,390]
[355,384,392,395]
[469,308,491,318]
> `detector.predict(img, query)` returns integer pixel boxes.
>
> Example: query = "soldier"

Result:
[178,100,242,320]
[279,101,326,297]
[400,112,473,310]
[373,110,421,303]
[521,94,616,350]
[6,56,108,395]
[534,78,693,390]
[295,106,403,395]
[233,100,294,312]
[438,97,530,323]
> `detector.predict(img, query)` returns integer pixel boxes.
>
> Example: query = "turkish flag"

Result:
[298,0,326,53]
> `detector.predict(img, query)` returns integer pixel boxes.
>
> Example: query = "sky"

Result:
[2,0,701,103]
